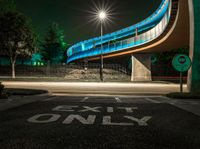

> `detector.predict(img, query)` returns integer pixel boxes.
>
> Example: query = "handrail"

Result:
[67,0,171,63]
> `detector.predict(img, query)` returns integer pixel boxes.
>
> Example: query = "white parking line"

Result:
[7,99,13,102]
[115,97,122,103]
[81,97,89,102]
[145,98,161,104]
[43,96,57,101]
[190,102,200,105]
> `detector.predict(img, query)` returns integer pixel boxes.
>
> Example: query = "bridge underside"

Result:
[68,0,200,92]
[87,0,189,61]
[87,0,190,81]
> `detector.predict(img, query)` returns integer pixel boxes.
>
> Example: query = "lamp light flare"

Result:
[99,11,107,20]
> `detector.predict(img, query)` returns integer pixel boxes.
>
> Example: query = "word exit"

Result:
[27,105,152,126]
[52,105,139,113]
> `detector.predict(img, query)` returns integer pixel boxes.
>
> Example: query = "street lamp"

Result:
[98,10,107,81]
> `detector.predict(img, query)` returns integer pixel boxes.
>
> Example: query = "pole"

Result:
[180,72,183,93]
[100,21,104,81]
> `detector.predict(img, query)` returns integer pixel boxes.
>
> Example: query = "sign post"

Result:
[172,54,192,93]
[180,71,183,93]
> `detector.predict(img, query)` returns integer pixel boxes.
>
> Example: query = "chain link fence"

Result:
[0,63,130,78]
[0,63,187,82]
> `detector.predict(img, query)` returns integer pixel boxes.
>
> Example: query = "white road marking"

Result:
[169,102,175,105]
[107,107,114,113]
[27,105,153,126]
[28,114,152,126]
[81,97,89,102]
[190,102,200,105]
[115,97,122,103]
[124,116,152,126]
[118,107,138,113]
[27,114,61,123]
[102,116,133,126]
[160,96,200,105]
[145,98,161,104]
[63,115,96,125]
[7,99,13,102]
[52,105,78,112]
[79,106,101,112]
[43,96,57,101]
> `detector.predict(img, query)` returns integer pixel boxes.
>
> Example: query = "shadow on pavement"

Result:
[5,88,48,96]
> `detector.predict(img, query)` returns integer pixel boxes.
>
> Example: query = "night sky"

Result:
[15,0,162,44]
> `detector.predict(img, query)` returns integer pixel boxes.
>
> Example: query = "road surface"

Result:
[0,94,200,149]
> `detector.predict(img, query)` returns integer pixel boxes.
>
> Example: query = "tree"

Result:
[0,12,36,78]
[0,0,16,14]
[40,23,67,64]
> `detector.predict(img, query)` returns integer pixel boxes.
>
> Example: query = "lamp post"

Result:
[98,11,106,81]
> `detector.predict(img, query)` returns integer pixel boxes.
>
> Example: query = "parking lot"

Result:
[0,95,200,149]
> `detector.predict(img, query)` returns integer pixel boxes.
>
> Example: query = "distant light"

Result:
[99,11,107,20]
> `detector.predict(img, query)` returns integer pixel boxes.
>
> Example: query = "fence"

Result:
[0,63,187,82]
[0,63,130,78]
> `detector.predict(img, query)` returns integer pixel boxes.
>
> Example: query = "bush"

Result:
[0,82,8,99]
[0,82,4,96]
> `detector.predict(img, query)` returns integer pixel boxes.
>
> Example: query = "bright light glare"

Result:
[78,1,117,34]
[99,11,107,20]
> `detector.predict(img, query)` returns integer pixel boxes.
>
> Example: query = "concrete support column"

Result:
[131,54,152,81]
[187,0,200,93]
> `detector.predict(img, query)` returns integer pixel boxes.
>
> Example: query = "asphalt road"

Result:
[0,95,200,149]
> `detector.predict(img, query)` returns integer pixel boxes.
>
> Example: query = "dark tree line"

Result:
[0,0,36,78]
[0,0,68,78]
[40,22,67,64]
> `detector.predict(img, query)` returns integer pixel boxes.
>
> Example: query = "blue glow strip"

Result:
[67,0,170,63]
[67,0,168,57]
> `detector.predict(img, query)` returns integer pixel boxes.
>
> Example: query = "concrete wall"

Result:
[188,0,200,93]
[131,54,152,81]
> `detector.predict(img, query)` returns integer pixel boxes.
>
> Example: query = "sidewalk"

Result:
[2,81,188,95]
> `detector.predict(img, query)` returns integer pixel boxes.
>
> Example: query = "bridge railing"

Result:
[67,0,172,63]
[67,0,170,58]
